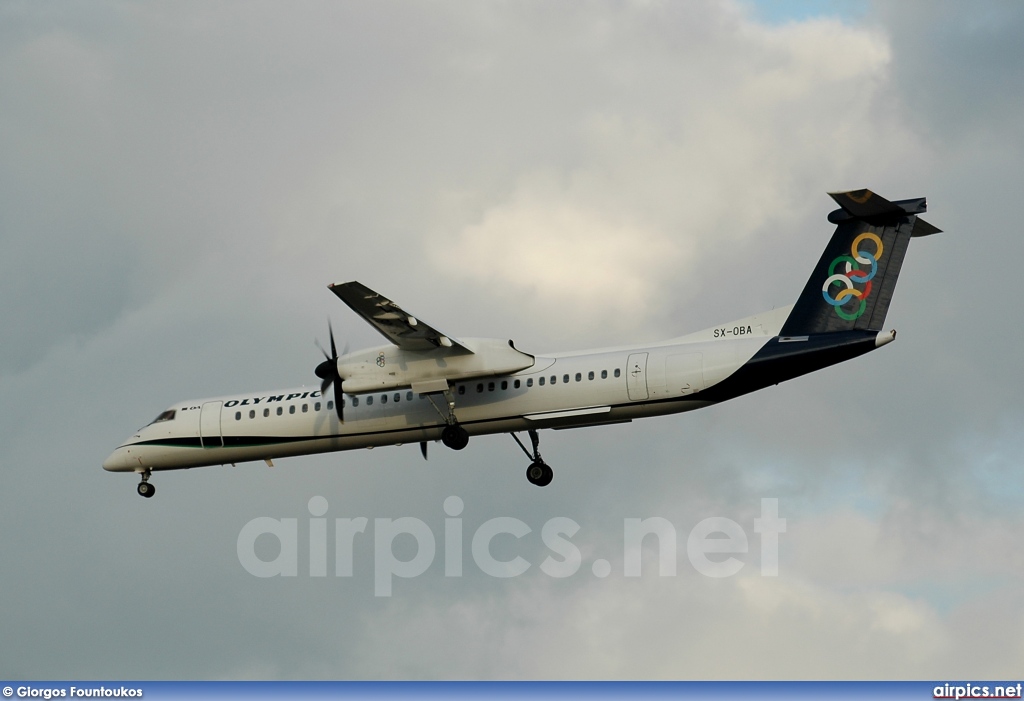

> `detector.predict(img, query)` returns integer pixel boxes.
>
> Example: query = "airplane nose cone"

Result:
[103,448,128,472]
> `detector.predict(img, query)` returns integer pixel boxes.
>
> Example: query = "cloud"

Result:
[420,9,906,345]
[337,570,1002,679]
[335,496,1023,679]
[432,171,686,332]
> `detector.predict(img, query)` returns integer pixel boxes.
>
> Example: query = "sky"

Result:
[1,0,1023,681]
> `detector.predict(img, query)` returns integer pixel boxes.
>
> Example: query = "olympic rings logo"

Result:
[821,232,884,321]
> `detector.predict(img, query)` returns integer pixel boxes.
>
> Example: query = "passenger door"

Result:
[626,352,649,401]
[200,401,224,448]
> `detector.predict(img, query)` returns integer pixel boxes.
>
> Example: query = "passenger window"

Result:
[235,412,241,420]
[264,408,270,417]
[477,383,483,393]
[458,385,466,395]
[381,394,388,404]
[527,378,533,387]
[366,396,373,406]
[277,407,283,416]
[327,401,334,411]
[601,370,608,379]
[539,377,545,386]
[551,375,557,384]
[614,368,621,377]
[394,393,401,403]
[249,410,255,419]
[514,379,521,389]
[353,397,360,407]
[501,380,508,390]
[302,404,308,413]
[588,371,594,380]
[575,373,581,382]
[488,382,495,392]
[315,402,321,411]
[563,374,570,384]
[289,405,296,414]
[407,391,413,401]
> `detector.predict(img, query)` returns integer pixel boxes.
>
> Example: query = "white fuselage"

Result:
[103,308,789,474]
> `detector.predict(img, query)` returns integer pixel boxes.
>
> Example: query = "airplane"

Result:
[104,189,941,498]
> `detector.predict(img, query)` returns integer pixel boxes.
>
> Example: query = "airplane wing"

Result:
[328,281,472,353]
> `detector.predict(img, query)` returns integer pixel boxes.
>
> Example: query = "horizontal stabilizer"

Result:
[827,189,941,236]
[912,217,942,237]
[828,188,915,218]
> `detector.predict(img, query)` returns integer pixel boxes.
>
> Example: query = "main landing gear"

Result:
[136,469,155,498]
[512,429,553,487]
[427,387,470,451]
[441,424,469,451]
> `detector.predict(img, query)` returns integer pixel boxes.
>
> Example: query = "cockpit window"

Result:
[149,410,176,425]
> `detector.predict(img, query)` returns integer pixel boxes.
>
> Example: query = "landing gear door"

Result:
[200,401,224,448]
[626,352,649,401]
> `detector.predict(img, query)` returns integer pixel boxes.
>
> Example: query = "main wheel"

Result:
[441,425,469,451]
[137,482,155,498]
[526,461,553,487]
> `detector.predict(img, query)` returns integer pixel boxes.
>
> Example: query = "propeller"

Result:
[315,320,345,422]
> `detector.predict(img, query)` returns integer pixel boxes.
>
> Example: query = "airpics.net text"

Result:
[237,497,786,596]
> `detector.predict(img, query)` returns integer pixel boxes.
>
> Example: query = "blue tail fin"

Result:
[779,189,941,336]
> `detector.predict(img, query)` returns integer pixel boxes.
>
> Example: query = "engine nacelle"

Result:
[337,338,535,392]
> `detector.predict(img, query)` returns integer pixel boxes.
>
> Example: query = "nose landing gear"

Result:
[512,429,553,487]
[136,469,155,498]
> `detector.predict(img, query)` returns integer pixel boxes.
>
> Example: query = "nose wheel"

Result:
[136,469,155,498]
[512,429,553,487]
